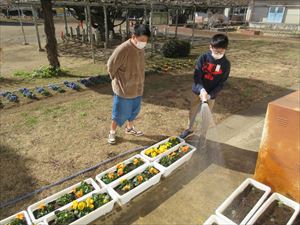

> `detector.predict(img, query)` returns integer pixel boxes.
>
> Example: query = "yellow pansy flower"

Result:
[149,167,158,174]
[78,201,86,211]
[75,189,83,198]
[133,158,140,165]
[38,203,45,210]
[16,214,24,220]
[72,200,79,210]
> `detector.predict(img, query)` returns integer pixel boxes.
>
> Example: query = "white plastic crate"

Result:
[140,136,185,162]
[216,178,271,225]
[27,178,100,224]
[153,143,196,177]
[107,163,162,206]
[0,211,32,225]
[203,215,234,225]
[246,192,300,225]
[95,154,149,188]
[42,187,116,225]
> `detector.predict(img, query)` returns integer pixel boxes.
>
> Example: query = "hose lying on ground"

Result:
[0,145,147,209]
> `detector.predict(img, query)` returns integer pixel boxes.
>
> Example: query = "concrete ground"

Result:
[95,93,299,224]
[92,86,299,225]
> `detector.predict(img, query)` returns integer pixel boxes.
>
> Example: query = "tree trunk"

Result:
[41,0,60,68]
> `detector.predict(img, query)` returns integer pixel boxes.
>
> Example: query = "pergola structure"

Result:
[11,0,251,62]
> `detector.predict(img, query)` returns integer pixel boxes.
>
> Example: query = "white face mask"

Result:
[135,41,147,49]
[212,52,224,60]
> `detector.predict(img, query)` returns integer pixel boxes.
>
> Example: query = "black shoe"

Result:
[179,129,194,139]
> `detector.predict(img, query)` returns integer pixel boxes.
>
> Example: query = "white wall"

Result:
[285,8,300,24]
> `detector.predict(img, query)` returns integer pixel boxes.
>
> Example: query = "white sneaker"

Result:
[108,132,116,144]
[125,126,143,136]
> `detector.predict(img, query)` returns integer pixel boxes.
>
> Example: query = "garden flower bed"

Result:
[153,143,196,177]
[63,81,80,91]
[95,154,148,188]
[27,178,100,224]
[43,188,115,225]
[36,87,51,97]
[48,84,65,93]
[19,88,35,99]
[0,92,18,102]
[246,193,300,225]
[140,137,184,162]
[0,211,32,225]
[108,164,162,206]
[216,178,271,224]
[203,215,232,225]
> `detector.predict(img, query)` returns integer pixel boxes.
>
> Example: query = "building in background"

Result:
[246,0,300,30]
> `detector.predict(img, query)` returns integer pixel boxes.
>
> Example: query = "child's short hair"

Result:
[133,24,151,38]
[210,34,229,49]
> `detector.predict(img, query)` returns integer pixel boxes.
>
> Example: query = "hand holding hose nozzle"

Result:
[200,88,209,104]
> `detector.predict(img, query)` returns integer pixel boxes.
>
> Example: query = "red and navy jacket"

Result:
[192,51,230,99]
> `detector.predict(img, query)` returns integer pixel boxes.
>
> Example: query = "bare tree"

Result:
[69,6,144,40]
[41,0,60,68]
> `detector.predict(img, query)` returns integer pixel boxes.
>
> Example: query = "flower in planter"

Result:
[181,145,189,153]
[33,201,55,219]
[117,168,124,176]
[33,182,93,219]
[159,145,192,167]
[6,213,26,225]
[75,189,83,198]
[53,210,76,225]
[107,172,115,180]
[65,193,111,219]
[101,158,145,184]
[56,193,76,207]
[116,163,125,170]
[149,167,159,175]
[115,166,160,195]
[133,158,143,166]
[145,137,181,158]
[73,181,94,197]
[85,198,94,209]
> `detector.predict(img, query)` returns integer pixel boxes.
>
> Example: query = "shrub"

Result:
[14,66,68,79]
[161,39,191,58]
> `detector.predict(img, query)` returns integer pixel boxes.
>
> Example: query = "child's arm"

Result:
[107,47,126,79]
[193,55,206,93]
[209,62,231,99]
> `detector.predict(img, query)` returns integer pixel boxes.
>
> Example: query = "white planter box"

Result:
[43,187,116,225]
[246,192,300,225]
[27,178,100,224]
[0,211,32,225]
[203,215,233,225]
[216,178,271,225]
[153,143,196,177]
[107,163,162,206]
[140,137,185,162]
[95,154,149,188]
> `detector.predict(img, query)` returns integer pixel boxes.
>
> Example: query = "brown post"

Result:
[175,8,179,38]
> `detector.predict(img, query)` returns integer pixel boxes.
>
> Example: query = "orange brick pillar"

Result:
[254,91,300,203]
